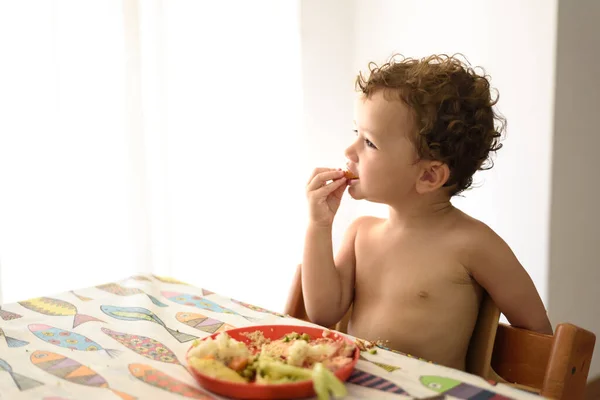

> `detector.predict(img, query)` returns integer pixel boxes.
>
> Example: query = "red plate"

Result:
[185,324,359,399]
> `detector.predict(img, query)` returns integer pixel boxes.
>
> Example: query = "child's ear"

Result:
[416,161,450,194]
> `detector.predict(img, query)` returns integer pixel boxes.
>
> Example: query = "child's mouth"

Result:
[344,169,360,187]
[343,169,359,180]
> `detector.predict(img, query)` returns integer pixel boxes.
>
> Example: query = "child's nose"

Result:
[344,143,358,163]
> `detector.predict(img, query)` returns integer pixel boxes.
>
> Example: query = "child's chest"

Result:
[353,229,475,303]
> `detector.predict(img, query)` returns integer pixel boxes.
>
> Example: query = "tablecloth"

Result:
[0,274,545,399]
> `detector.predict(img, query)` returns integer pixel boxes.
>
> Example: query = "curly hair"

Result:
[355,54,505,195]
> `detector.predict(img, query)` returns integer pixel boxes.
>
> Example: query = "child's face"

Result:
[345,90,421,203]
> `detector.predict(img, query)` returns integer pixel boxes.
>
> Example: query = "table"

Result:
[0,274,544,399]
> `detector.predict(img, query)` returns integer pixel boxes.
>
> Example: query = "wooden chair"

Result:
[466,289,501,376]
[284,264,596,399]
[458,285,595,399]
[490,323,595,399]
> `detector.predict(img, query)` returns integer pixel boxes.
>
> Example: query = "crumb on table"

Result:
[355,337,388,352]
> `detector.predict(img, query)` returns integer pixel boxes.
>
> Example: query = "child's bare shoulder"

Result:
[348,215,385,235]
[446,210,552,334]
[449,209,515,269]
[451,209,502,243]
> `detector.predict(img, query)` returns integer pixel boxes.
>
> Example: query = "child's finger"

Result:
[307,170,345,191]
[331,181,348,200]
[306,168,340,186]
[311,177,346,198]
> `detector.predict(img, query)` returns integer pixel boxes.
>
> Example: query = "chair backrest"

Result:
[490,322,596,400]
[466,290,501,376]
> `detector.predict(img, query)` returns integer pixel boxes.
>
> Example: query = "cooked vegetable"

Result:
[313,363,348,400]
[188,331,354,399]
[188,357,247,383]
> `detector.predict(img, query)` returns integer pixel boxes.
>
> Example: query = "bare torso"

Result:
[347,213,482,370]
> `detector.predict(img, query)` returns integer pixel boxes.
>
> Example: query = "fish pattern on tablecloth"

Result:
[96,283,168,307]
[100,305,198,343]
[129,363,215,399]
[347,369,407,394]
[0,306,22,321]
[0,328,29,348]
[101,327,185,368]
[230,298,285,317]
[0,274,542,400]
[30,350,135,400]
[19,297,104,328]
[152,275,188,285]
[28,324,120,357]
[421,375,513,399]
[70,291,93,302]
[130,275,152,282]
[162,291,259,322]
[176,312,235,335]
[359,354,401,372]
[0,358,44,391]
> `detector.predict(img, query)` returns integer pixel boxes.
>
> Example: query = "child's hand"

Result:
[306,168,348,227]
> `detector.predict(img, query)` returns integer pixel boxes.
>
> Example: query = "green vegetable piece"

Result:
[312,363,330,400]
[255,354,347,399]
[257,356,312,381]
[313,363,348,399]
[368,348,377,354]
[301,333,311,341]
[324,366,347,398]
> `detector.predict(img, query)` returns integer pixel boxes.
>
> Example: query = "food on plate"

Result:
[343,170,358,180]
[187,330,355,400]
[189,357,247,383]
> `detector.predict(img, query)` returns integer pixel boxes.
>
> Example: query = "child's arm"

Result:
[302,218,361,327]
[301,168,357,327]
[467,223,553,335]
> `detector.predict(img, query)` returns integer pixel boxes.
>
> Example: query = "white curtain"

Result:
[0,0,306,312]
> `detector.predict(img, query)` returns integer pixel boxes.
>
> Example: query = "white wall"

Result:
[162,2,305,312]
[0,2,307,312]
[0,2,137,301]
[548,0,600,380]
[299,0,360,253]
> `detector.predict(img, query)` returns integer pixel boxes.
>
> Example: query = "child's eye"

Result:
[353,129,377,149]
[365,138,377,149]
